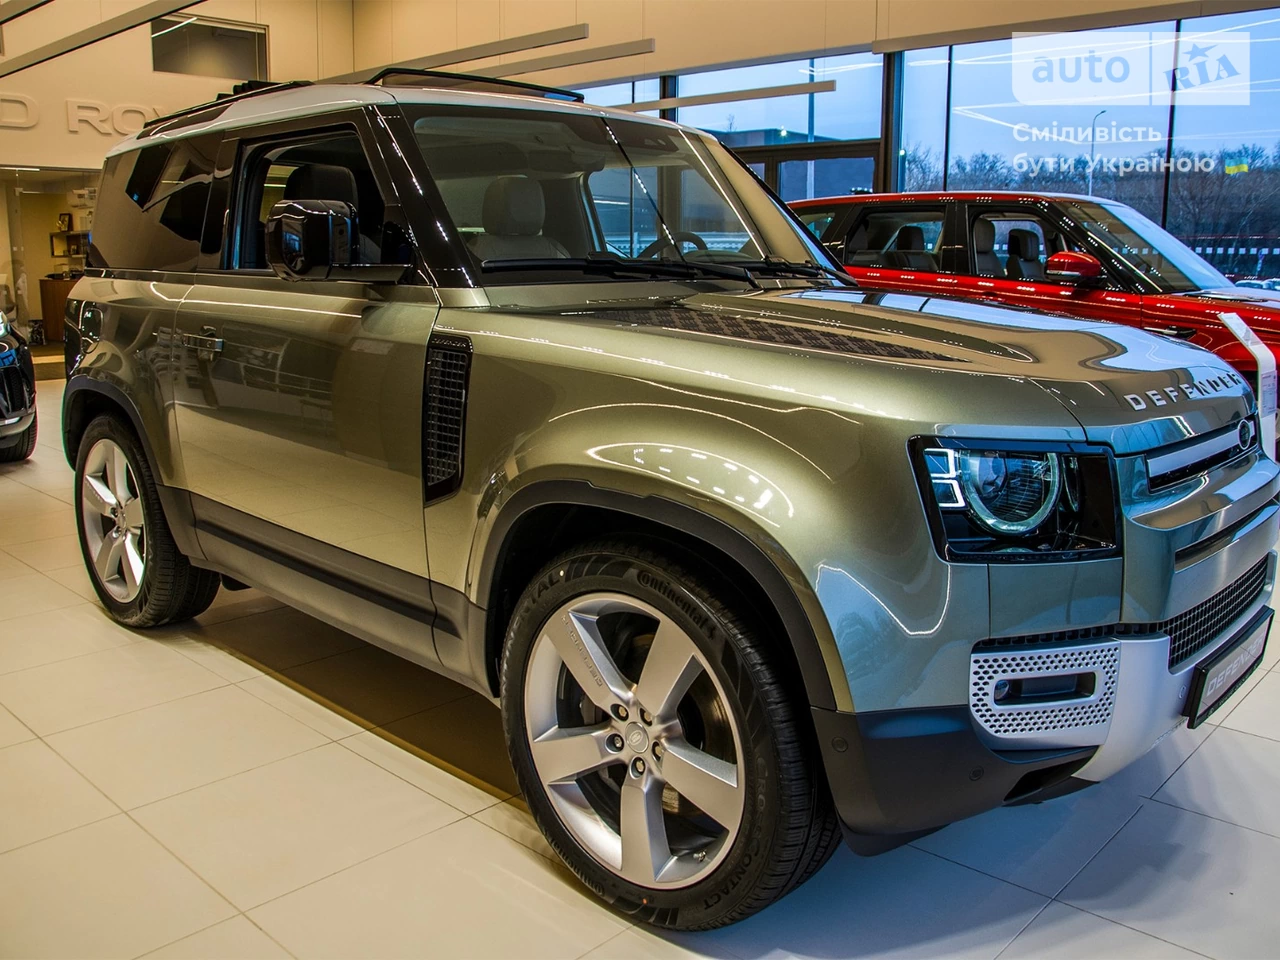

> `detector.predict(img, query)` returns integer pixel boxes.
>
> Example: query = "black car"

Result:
[0,310,37,462]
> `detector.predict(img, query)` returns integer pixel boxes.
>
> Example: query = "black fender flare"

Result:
[61,375,204,560]
[476,479,838,711]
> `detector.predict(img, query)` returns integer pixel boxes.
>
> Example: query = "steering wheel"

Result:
[639,231,708,259]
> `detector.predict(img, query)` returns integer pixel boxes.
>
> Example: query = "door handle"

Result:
[1142,325,1197,340]
[182,327,224,360]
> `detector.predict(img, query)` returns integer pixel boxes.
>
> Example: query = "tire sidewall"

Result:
[501,544,784,929]
[73,415,162,624]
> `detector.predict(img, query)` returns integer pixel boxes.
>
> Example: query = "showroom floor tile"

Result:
[4,380,1280,959]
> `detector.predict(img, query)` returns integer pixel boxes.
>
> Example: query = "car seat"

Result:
[972,218,1003,275]
[467,177,570,261]
[891,225,938,271]
[1005,229,1045,280]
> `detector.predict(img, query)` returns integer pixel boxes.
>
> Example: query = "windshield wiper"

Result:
[735,257,857,287]
[480,254,761,288]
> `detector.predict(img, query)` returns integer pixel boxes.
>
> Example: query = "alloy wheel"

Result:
[80,438,147,603]
[523,592,745,888]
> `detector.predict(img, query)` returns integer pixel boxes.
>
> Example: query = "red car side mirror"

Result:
[1045,251,1103,283]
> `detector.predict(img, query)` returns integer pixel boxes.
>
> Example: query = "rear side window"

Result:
[89,134,219,272]
[843,208,945,271]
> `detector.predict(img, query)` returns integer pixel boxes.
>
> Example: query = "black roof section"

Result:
[365,68,583,101]
[137,68,584,139]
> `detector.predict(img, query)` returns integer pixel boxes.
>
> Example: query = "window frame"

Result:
[840,202,951,271]
[210,109,413,277]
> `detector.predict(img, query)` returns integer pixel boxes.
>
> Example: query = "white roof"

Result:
[106,82,679,157]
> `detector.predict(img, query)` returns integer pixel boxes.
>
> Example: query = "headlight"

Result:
[0,309,9,338]
[913,439,1119,562]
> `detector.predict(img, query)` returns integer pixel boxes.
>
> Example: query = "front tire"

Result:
[0,410,37,462]
[500,539,838,930]
[74,415,220,627]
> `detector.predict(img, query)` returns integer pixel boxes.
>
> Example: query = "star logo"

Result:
[1183,42,1215,61]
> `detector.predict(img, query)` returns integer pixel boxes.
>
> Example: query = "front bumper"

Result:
[0,338,36,441]
[818,549,1275,854]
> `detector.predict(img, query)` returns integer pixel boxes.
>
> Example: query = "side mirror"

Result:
[265,199,411,283]
[1045,251,1103,285]
[265,199,355,281]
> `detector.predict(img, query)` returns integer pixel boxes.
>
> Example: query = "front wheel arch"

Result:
[477,481,839,712]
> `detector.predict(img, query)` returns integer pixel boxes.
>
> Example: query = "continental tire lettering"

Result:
[636,569,710,633]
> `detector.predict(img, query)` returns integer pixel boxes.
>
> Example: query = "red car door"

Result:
[947,203,1145,329]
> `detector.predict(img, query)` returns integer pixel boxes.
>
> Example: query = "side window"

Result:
[967,210,1074,281]
[796,206,839,240]
[843,208,945,272]
[88,134,219,271]
[235,132,391,269]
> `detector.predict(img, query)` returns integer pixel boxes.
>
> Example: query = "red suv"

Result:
[790,192,1280,377]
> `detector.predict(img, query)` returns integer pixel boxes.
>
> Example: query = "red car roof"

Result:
[790,191,1109,207]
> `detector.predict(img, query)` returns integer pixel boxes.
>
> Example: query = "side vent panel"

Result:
[423,334,472,503]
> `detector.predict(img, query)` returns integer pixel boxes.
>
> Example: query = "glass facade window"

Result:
[898,10,1280,280]
[1166,9,1280,281]
[576,79,661,108]
[899,47,948,190]
[151,15,267,81]
[675,53,882,148]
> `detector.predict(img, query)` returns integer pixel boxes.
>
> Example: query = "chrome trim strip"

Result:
[1148,427,1246,480]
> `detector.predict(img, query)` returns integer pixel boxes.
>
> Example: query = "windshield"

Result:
[1059,199,1230,294]
[404,104,837,284]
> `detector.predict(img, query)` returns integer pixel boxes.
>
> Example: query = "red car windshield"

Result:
[1060,199,1231,294]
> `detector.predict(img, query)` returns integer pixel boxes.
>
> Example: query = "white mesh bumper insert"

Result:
[970,642,1120,748]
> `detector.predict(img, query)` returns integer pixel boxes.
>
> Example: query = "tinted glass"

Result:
[1063,198,1231,291]
[407,105,835,283]
[777,156,874,201]
[844,209,945,270]
[235,134,389,269]
[89,134,219,271]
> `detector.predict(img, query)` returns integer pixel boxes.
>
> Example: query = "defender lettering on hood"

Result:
[1123,371,1247,411]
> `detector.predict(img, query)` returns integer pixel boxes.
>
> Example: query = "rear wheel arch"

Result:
[63,378,158,473]
[477,480,839,712]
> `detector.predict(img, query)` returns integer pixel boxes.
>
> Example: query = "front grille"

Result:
[423,335,471,499]
[976,556,1269,668]
[0,366,31,418]
[1163,557,1268,666]
[970,642,1120,743]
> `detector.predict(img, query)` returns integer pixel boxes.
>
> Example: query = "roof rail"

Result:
[139,80,314,138]
[364,67,584,102]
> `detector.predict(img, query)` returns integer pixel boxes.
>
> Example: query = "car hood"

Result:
[779,289,1253,453]
[481,282,1254,454]
[1183,286,1280,311]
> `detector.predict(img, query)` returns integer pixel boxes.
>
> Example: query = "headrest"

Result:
[1007,228,1040,261]
[972,218,995,253]
[483,177,545,237]
[895,225,925,251]
[283,164,358,206]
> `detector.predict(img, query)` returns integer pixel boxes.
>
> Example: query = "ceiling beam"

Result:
[623,80,836,113]
[324,23,590,83]
[0,0,192,79]
[475,38,656,78]
[0,0,52,27]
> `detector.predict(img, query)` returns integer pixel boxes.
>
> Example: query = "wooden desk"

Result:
[38,277,78,344]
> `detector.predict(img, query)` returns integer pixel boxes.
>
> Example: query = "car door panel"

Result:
[172,275,438,577]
